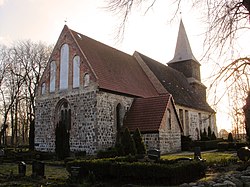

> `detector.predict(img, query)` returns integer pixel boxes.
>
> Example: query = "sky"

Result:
[1,0,249,132]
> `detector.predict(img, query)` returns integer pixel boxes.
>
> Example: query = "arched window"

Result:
[50,61,56,92]
[73,56,80,88]
[167,109,171,130]
[84,73,90,87]
[116,103,123,142]
[41,82,46,95]
[60,44,69,90]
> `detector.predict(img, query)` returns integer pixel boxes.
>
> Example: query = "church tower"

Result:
[168,20,207,101]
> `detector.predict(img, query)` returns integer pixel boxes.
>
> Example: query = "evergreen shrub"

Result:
[66,157,206,186]
[132,128,146,155]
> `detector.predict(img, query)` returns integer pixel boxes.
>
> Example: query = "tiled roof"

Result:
[124,94,171,132]
[137,53,215,113]
[69,28,159,98]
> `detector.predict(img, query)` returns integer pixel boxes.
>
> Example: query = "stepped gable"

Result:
[137,53,214,113]
[69,28,158,98]
[124,94,171,132]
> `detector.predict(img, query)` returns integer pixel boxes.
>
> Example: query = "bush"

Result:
[133,128,146,155]
[194,140,221,151]
[121,128,136,155]
[181,135,193,151]
[66,157,207,186]
[217,142,229,151]
[97,147,118,159]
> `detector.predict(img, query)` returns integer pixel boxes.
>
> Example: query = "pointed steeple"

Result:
[169,20,199,64]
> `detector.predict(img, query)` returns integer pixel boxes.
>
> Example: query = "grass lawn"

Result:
[161,151,238,164]
[0,162,68,186]
[0,151,239,186]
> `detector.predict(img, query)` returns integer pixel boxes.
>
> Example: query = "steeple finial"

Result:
[169,19,199,64]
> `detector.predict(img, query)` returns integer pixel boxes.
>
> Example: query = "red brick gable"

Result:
[123,94,171,132]
[69,28,159,98]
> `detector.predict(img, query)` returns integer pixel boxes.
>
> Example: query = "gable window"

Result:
[167,109,171,129]
[60,44,69,90]
[50,61,56,92]
[84,73,90,87]
[73,56,80,88]
[41,82,46,95]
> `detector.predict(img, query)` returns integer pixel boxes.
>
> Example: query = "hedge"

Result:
[66,157,206,186]
[194,140,222,151]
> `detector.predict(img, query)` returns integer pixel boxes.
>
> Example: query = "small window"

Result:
[50,61,56,92]
[41,82,46,95]
[167,109,171,129]
[73,56,80,88]
[84,73,90,87]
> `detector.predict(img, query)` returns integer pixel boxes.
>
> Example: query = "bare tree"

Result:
[0,41,51,146]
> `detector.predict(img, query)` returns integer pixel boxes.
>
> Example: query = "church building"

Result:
[35,20,217,155]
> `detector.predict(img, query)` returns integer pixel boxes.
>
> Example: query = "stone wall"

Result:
[96,91,133,151]
[35,88,98,155]
[142,133,160,151]
[158,99,181,154]
[176,105,217,140]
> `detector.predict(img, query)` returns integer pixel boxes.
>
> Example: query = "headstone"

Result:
[32,161,45,178]
[147,149,160,161]
[70,166,81,182]
[18,161,26,177]
[0,149,4,157]
[194,147,201,160]
[237,146,250,162]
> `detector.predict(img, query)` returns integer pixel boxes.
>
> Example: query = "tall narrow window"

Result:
[73,56,80,88]
[41,82,46,95]
[84,73,90,87]
[179,109,184,127]
[185,110,189,135]
[60,44,69,90]
[167,109,171,129]
[50,61,56,92]
[116,103,123,143]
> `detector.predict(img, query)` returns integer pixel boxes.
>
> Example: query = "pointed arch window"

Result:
[73,56,80,88]
[116,103,123,143]
[50,61,56,92]
[167,109,171,130]
[41,82,46,95]
[60,44,69,90]
[84,73,90,87]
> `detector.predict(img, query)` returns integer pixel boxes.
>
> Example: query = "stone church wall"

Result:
[176,105,217,140]
[35,89,98,155]
[96,91,134,151]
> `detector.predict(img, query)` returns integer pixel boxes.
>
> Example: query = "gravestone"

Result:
[237,146,250,162]
[148,149,160,161]
[70,166,81,182]
[18,161,26,177]
[32,161,45,178]
[194,147,202,160]
[0,149,4,157]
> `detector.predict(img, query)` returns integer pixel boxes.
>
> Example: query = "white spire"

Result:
[169,20,199,64]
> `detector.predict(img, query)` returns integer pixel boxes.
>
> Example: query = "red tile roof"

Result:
[69,28,159,98]
[123,94,171,132]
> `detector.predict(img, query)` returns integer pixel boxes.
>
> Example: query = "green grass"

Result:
[0,162,68,186]
[161,151,238,164]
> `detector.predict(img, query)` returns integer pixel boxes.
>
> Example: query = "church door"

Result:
[55,100,71,159]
